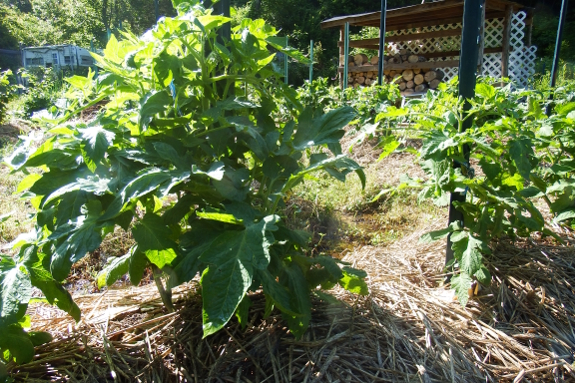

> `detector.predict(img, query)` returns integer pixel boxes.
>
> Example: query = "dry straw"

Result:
[6,221,575,383]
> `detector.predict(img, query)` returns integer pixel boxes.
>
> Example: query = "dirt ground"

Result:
[3,125,575,383]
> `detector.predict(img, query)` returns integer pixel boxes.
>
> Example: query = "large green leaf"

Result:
[97,252,131,288]
[0,261,31,326]
[0,325,35,364]
[509,139,534,180]
[279,264,311,338]
[293,107,356,150]
[27,261,81,321]
[200,216,278,337]
[132,213,178,269]
[139,90,173,130]
[451,273,473,307]
[49,203,104,281]
[79,125,115,172]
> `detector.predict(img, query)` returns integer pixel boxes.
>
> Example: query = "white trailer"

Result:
[22,44,94,70]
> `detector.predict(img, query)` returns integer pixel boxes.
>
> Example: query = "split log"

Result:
[353,83,360,88]
[406,80,415,89]
[356,76,366,85]
[424,69,444,82]
[398,81,407,91]
[393,54,402,63]
[401,55,408,62]
[383,69,390,75]
[404,88,415,94]
[349,62,355,67]
[369,56,379,65]
[407,55,419,63]
[429,79,441,89]
[354,53,368,66]
[389,70,397,77]
[414,74,425,85]
[392,74,402,84]
[415,83,428,92]
[413,68,422,74]
[402,69,414,81]
[365,78,373,86]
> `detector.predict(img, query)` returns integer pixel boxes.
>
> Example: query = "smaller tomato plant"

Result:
[377,80,575,305]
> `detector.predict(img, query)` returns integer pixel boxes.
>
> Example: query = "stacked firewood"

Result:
[344,49,445,92]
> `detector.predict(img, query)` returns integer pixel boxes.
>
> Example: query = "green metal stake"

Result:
[547,0,569,115]
[155,0,159,21]
[284,36,289,84]
[90,39,98,76]
[343,22,350,89]
[377,0,387,86]
[309,40,314,83]
[445,0,483,270]
[107,28,111,42]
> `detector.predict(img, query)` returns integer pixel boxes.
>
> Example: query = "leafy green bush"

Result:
[20,67,65,116]
[0,70,18,124]
[1,0,367,369]
[378,82,575,305]
[298,77,399,123]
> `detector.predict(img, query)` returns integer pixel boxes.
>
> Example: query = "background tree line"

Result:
[0,0,572,83]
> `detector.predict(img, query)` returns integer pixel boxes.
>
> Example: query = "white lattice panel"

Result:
[482,52,502,78]
[384,12,535,87]
[508,11,536,88]
[483,18,504,48]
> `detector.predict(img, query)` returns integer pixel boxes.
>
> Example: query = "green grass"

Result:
[287,157,443,254]
[0,142,35,248]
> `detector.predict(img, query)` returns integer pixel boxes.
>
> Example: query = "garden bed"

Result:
[6,149,575,383]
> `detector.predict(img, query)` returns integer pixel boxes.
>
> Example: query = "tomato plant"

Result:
[1,0,367,370]
[377,80,575,305]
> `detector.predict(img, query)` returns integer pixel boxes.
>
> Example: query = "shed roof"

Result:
[320,0,530,31]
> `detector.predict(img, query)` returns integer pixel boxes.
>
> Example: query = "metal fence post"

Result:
[284,36,289,84]
[377,0,387,86]
[445,0,483,270]
[309,40,314,83]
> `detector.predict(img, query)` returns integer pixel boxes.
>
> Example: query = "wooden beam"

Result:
[501,5,513,78]
[338,28,463,49]
[339,59,460,73]
[386,0,464,18]
[422,46,503,58]
[357,12,505,30]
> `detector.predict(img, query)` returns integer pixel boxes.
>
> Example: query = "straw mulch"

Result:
[6,220,575,383]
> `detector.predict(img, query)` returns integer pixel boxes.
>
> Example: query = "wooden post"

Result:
[501,5,513,78]
[526,10,534,47]
[477,0,486,75]
[343,22,350,89]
